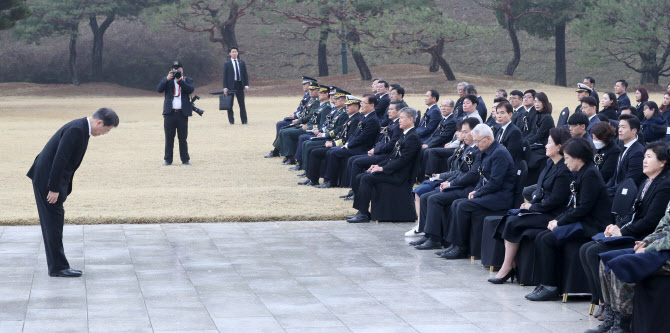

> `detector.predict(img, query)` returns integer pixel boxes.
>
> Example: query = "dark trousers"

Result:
[325,147,358,184]
[416,148,430,181]
[228,81,247,124]
[536,229,589,286]
[33,183,69,274]
[446,198,488,248]
[353,173,403,214]
[420,188,468,241]
[164,112,189,163]
[579,240,632,303]
[307,147,331,183]
[425,147,455,175]
[276,120,292,136]
[345,154,387,188]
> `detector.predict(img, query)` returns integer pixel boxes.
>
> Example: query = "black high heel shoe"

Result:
[487,268,516,284]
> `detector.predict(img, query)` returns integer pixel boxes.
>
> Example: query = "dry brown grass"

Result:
[1,70,665,225]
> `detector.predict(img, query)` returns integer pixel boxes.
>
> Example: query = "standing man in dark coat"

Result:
[222,47,249,124]
[347,107,422,223]
[157,60,195,166]
[27,108,119,277]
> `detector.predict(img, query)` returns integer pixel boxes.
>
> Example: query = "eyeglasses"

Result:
[473,137,490,145]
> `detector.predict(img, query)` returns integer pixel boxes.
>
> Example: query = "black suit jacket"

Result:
[416,104,441,140]
[497,123,523,163]
[607,140,645,196]
[346,113,381,153]
[476,96,488,121]
[426,113,457,148]
[511,106,527,131]
[222,58,249,89]
[619,171,670,239]
[27,118,90,202]
[443,145,483,189]
[333,113,362,146]
[526,112,555,146]
[379,127,421,179]
[373,119,402,155]
[529,158,572,216]
[618,93,631,110]
[374,94,390,120]
[521,106,536,136]
[157,77,195,116]
[556,163,613,237]
[595,142,621,184]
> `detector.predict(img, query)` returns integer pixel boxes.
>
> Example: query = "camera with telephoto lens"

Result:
[190,95,204,116]
[171,70,182,79]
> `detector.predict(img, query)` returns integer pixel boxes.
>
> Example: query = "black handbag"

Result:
[219,91,236,111]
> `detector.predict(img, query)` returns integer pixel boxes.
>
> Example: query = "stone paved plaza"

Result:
[0,221,601,332]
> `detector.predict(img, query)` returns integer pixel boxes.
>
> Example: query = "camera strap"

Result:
[173,80,181,97]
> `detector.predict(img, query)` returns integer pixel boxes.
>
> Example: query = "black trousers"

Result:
[352,173,403,214]
[416,148,430,181]
[446,198,488,248]
[420,188,468,241]
[164,112,189,163]
[228,81,247,124]
[579,240,632,303]
[536,229,589,286]
[425,147,455,175]
[345,154,387,188]
[325,148,358,184]
[33,183,70,274]
[307,147,331,183]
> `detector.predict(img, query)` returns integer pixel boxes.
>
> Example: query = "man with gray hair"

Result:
[347,107,422,223]
[454,82,468,118]
[442,123,516,259]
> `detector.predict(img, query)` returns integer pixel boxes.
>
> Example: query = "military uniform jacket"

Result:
[556,163,613,237]
[440,145,483,189]
[296,98,319,124]
[344,113,380,152]
[471,141,515,210]
[307,101,332,130]
[528,158,572,216]
[619,171,670,240]
[378,127,421,178]
[642,203,670,252]
[27,118,90,201]
[323,107,347,139]
[373,119,402,155]
[332,113,362,146]
[426,113,457,148]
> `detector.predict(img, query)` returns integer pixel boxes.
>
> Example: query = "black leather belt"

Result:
[173,109,182,112]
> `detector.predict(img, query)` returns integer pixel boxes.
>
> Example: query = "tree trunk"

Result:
[504,12,520,76]
[639,51,659,84]
[219,4,239,50]
[89,13,115,82]
[554,21,567,87]
[317,27,329,76]
[425,40,455,80]
[347,32,371,80]
[68,29,80,86]
[428,40,444,72]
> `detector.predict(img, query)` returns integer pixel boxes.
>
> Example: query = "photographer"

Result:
[157,60,195,166]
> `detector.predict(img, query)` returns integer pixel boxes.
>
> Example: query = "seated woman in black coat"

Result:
[591,122,621,184]
[600,92,620,121]
[640,101,667,143]
[526,138,613,301]
[579,141,670,323]
[488,127,573,284]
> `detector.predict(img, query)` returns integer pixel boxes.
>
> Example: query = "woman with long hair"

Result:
[635,87,649,120]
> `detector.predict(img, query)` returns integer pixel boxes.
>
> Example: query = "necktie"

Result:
[496,128,503,142]
[234,60,241,81]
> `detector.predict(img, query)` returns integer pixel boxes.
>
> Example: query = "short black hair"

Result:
[465,84,478,95]
[496,89,508,98]
[549,127,572,155]
[496,102,513,114]
[389,100,402,109]
[510,90,523,98]
[493,97,508,104]
[523,89,537,97]
[581,96,598,108]
[585,76,596,84]
[392,86,405,97]
[363,93,378,107]
[620,105,636,115]
[617,79,628,89]
[567,112,589,127]
[93,108,119,127]
[378,80,389,89]
[619,114,640,132]
[229,46,239,52]
[429,89,440,102]
[463,94,478,106]
[461,117,480,130]
[561,137,594,164]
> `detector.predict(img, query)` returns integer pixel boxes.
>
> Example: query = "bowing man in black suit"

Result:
[494,101,524,163]
[318,95,381,188]
[27,108,119,277]
[157,60,195,166]
[579,141,670,314]
[348,107,422,223]
[527,138,613,301]
[222,47,250,124]
[488,128,573,284]
[606,114,645,197]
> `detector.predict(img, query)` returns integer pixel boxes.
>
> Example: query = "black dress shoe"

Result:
[298,179,313,186]
[281,156,289,164]
[414,239,443,250]
[347,212,370,223]
[525,285,559,301]
[316,181,332,188]
[435,245,454,255]
[163,162,171,166]
[289,165,301,171]
[440,245,467,259]
[409,236,428,246]
[286,158,297,165]
[49,268,82,278]
[344,195,355,201]
[297,172,306,178]
[182,162,191,166]
[339,190,355,198]
[264,149,279,158]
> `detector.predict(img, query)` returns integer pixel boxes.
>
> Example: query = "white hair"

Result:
[472,124,494,139]
[457,81,469,87]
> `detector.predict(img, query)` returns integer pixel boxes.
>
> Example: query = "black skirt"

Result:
[496,212,555,243]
